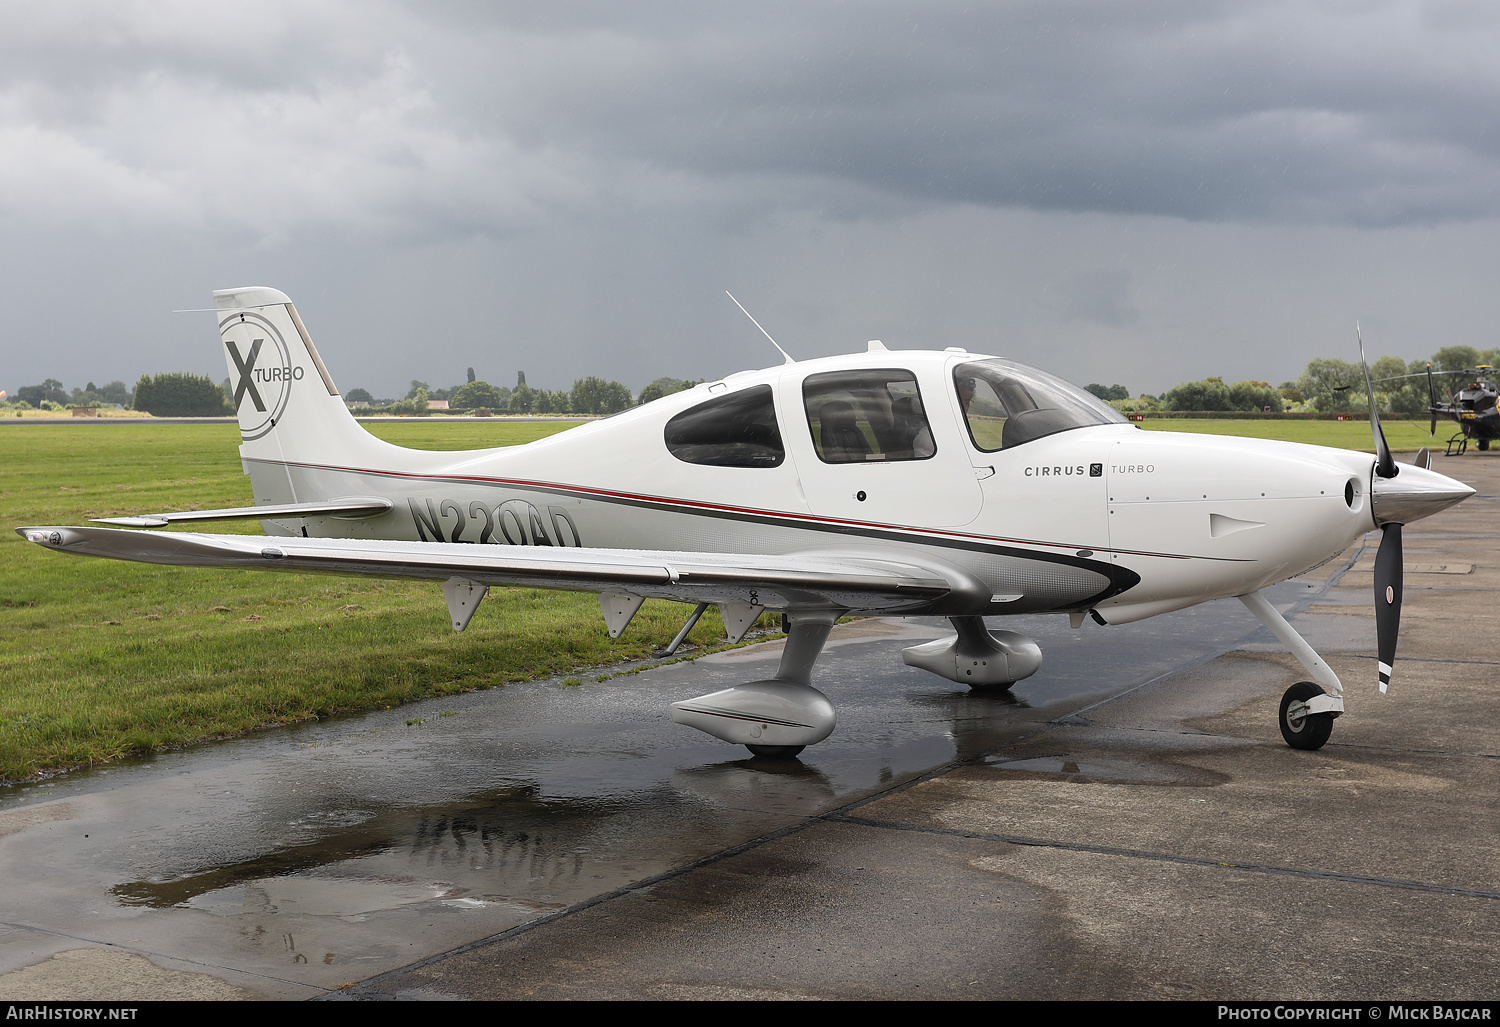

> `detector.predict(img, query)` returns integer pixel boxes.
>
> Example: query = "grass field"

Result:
[0,420,756,781]
[0,415,1431,781]
[1136,417,1442,451]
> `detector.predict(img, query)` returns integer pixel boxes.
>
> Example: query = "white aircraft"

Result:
[18,287,1475,757]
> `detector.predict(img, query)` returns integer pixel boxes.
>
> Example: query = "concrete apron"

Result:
[3,453,1497,1000]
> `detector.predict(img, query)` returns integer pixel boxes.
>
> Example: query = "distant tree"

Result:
[466,367,476,383]
[70,381,102,405]
[1296,358,1363,412]
[133,372,233,416]
[1109,394,1159,413]
[1227,380,1283,413]
[637,377,700,404]
[508,382,535,414]
[516,371,526,388]
[450,380,504,410]
[1161,377,1233,412]
[1431,346,1481,374]
[345,387,374,404]
[1159,377,1284,413]
[1365,355,1426,414]
[16,379,66,407]
[386,386,430,416]
[97,381,132,406]
[404,380,430,400]
[1085,383,1130,402]
[533,389,571,414]
[570,377,632,415]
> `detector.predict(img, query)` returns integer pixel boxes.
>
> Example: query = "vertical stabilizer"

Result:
[215,287,386,504]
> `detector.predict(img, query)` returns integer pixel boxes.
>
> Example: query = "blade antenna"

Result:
[726,291,794,365]
[1357,322,1398,479]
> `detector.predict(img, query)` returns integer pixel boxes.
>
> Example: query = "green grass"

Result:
[362,419,587,451]
[1135,418,1441,451]
[0,421,765,781]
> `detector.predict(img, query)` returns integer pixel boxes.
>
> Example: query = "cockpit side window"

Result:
[802,370,935,464]
[954,359,1127,451]
[664,385,784,467]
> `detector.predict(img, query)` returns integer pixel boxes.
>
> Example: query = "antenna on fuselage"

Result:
[725,291,795,364]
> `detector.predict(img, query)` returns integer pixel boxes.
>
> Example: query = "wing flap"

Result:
[18,526,966,613]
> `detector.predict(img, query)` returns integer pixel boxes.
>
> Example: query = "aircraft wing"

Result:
[16,526,981,618]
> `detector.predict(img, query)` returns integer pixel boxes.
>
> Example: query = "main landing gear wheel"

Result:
[1279,681,1334,751]
[746,744,805,759]
[1480,439,1491,451]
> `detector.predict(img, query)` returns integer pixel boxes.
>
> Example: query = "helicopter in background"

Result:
[1426,365,1500,455]
[1361,361,1500,456]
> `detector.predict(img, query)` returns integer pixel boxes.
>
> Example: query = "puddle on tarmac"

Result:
[982,753,1228,787]
[81,605,1280,937]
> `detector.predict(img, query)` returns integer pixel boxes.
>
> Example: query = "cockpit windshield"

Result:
[953,358,1127,451]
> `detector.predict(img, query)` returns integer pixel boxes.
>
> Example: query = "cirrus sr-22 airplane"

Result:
[19,288,1476,757]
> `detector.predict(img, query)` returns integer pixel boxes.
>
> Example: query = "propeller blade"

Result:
[1413,447,1431,470]
[1373,522,1403,694]
[1358,324,1398,479]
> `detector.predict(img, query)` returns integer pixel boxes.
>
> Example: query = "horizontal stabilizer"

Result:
[18,526,975,614]
[90,498,393,528]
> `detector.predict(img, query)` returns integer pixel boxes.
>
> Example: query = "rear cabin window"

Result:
[802,369,935,463]
[664,385,784,467]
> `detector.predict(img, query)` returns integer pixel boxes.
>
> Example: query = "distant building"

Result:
[427,399,449,410]
[70,406,97,417]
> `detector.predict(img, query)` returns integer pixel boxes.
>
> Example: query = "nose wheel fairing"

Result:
[900,616,1043,688]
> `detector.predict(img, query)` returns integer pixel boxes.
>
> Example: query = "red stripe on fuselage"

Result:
[248,456,1212,562]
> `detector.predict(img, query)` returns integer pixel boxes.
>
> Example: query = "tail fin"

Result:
[215,287,387,503]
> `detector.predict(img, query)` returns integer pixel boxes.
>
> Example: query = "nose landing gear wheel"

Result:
[746,744,805,758]
[1279,681,1334,750]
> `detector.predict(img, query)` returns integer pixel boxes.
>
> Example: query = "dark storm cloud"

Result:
[3,1,1500,398]
[412,0,1500,227]
[3,1,1498,243]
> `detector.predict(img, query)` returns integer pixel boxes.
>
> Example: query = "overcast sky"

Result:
[4,0,1499,399]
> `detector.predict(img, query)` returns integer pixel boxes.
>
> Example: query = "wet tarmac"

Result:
[2,454,1497,1000]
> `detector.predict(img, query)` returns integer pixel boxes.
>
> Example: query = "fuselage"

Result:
[241,346,1381,624]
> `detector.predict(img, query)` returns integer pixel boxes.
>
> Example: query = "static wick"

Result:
[726,291,794,365]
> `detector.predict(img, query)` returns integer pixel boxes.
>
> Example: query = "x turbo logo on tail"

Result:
[221,313,291,441]
[227,339,266,412]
